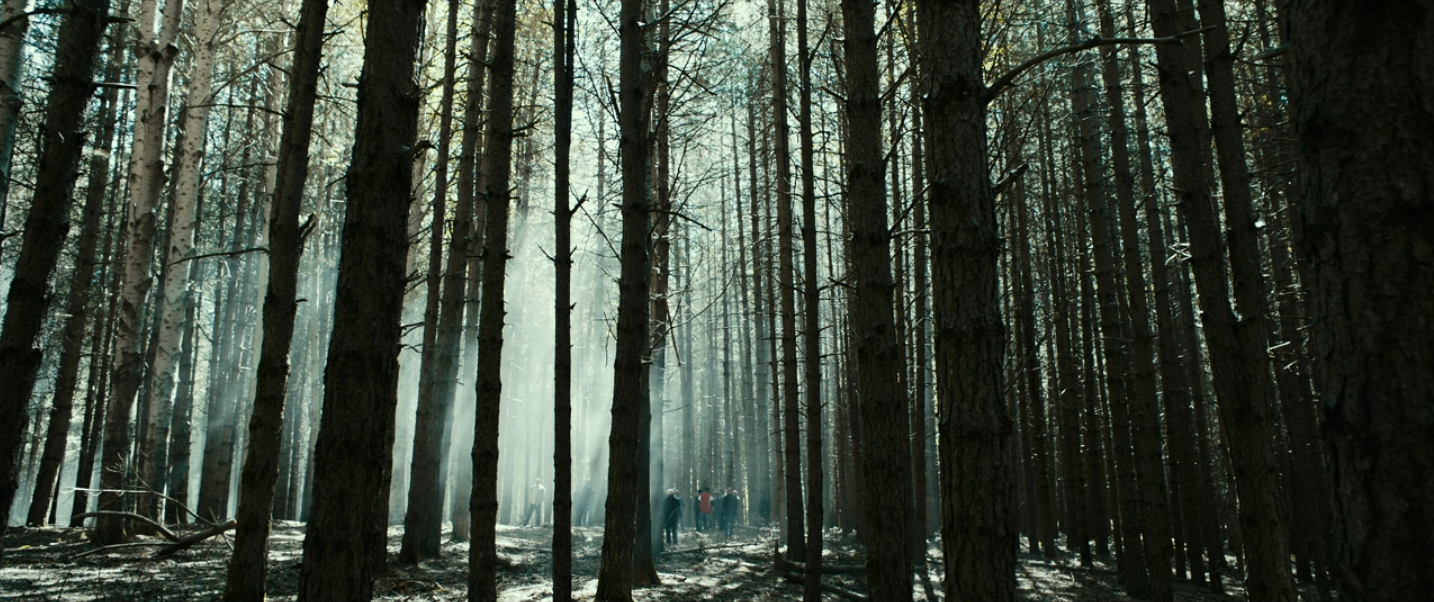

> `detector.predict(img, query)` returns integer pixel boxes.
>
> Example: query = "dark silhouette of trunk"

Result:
[764,0,806,563]
[399,0,464,564]
[1121,9,1209,584]
[843,0,912,596]
[796,0,823,595]
[551,0,577,598]
[1066,10,1145,590]
[917,0,1014,598]
[0,0,112,549]
[1091,1,1173,597]
[448,0,494,543]
[26,42,121,527]
[1288,5,1433,601]
[223,0,329,596]
[745,99,773,528]
[1146,0,1295,598]
[467,0,517,596]
[594,0,653,593]
[294,0,426,596]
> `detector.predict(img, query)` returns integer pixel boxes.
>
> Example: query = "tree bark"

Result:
[796,0,823,595]
[594,0,653,593]
[917,0,1015,598]
[223,0,329,595]
[0,0,113,551]
[1288,4,1434,600]
[294,0,427,597]
[843,0,912,597]
[466,0,517,596]
[552,0,577,597]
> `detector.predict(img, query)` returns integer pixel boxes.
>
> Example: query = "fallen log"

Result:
[776,558,867,574]
[781,572,868,602]
[154,519,236,558]
[69,512,235,560]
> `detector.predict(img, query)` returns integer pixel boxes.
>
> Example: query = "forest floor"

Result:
[2,522,1271,601]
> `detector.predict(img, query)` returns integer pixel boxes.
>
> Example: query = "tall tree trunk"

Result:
[594,0,653,592]
[399,0,464,563]
[796,0,823,593]
[25,39,122,527]
[223,0,329,595]
[1147,0,1295,598]
[0,0,28,218]
[466,0,517,596]
[765,0,806,563]
[0,0,113,549]
[141,0,221,526]
[448,0,495,542]
[552,0,577,597]
[294,0,427,596]
[918,1,1014,599]
[1288,5,1433,600]
[842,0,912,595]
[98,0,187,546]
[1092,1,1173,596]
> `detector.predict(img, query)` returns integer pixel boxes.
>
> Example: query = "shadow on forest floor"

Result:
[4,522,1303,601]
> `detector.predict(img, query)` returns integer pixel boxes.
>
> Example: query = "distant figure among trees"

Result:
[719,487,740,538]
[662,489,682,545]
[521,478,547,527]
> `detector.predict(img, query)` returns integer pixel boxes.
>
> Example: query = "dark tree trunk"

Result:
[25,40,121,527]
[467,0,518,596]
[1146,0,1295,598]
[764,0,806,563]
[551,0,577,598]
[294,0,427,597]
[1288,5,1434,601]
[796,0,823,595]
[594,0,653,592]
[917,0,1015,598]
[223,0,330,596]
[842,0,911,596]
[399,0,465,564]
[0,0,112,554]
[1091,1,1173,596]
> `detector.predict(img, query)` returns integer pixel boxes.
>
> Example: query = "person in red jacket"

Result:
[697,487,714,532]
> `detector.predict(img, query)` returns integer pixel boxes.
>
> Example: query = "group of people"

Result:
[662,486,740,545]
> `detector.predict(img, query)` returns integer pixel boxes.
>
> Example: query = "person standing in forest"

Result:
[720,487,740,539]
[698,486,714,532]
[523,477,548,527]
[662,489,682,545]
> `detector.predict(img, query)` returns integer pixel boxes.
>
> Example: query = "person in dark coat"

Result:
[719,487,740,538]
[662,488,682,545]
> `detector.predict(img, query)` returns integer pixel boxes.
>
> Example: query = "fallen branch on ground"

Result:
[70,512,236,560]
[776,558,867,574]
[780,572,868,601]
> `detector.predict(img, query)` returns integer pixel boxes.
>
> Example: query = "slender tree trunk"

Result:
[223,0,328,595]
[765,0,806,563]
[594,0,653,592]
[1147,0,1295,598]
[796,0,823,593]
[843,0,912,595]
[0,0,113,548]
[552,0,577,597]
[466,0,517,596]
[97,0,187,546]
[0,0,28,217]
[1092,1,1173,596]
[399,0,465,563]
[25,39,122,527]
[1288,5,1434,600]
[294,0,427,596]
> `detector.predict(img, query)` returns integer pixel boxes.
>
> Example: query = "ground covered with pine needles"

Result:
[2,523,1267,601]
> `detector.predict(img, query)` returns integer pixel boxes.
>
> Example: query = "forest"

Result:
[0,0,1428,599]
